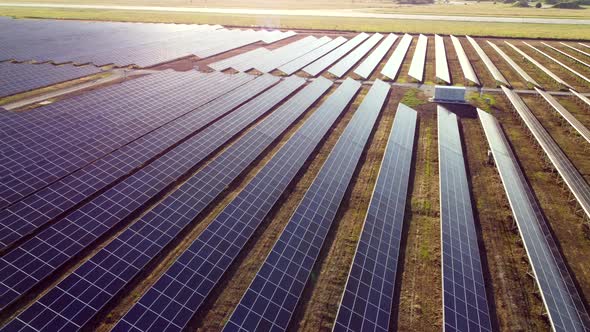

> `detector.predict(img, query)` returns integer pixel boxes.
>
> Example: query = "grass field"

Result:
[1,6,590,39]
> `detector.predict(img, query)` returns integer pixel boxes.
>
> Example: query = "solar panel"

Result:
[450,35,480,86]
[543,43,590,69]
[570,89,590,108]
[408,34,428,82]
[255,36,332,73]
[232,49,273,72]
[478,109,590,332]
[113,78,363,332]
[0,76,306,312]
[504,41,571,89]
[208,48,269,71]
[328,33,384,78]
[224,79,390,332]
[2,77,329,332]
[561,42,590,58]
[501,86,590,221]
[486,41,539,88]
[333,103,417,332]
[535,87,590,144]
[246,36,319,72]
[0,74,279,251]
[438,106,492,332]
[524,42,590,84]
[381,34,413,80]
[435,35,451,84]
[303,33,370,77]
[278,37,348,76]
[354,33,398,79]
[466,36,510,86]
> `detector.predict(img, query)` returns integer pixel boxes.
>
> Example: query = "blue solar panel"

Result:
[0,76,305,313]
[223,79,390,332]
[114,78,361,332]
[333,103,417,332]
[438,106,492,332]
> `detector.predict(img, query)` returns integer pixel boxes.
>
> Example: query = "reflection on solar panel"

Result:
[504,41,571,89]
[354,34,397,79]
[438,106,492,332]
[333,103,417,332]
[224,79,390,332]
[114,78,362,332]
[278,37,348,75]
[570,89,590,108]
[435,35,451,84]
[535,87,590,144]
[303,33,370,76]
[501,86,590,220]
[542,42,590,69]
[256,36,332,73]
[0,74,279,251]
[408,34,428,82]
[0,76,306,312]
[232,49,273,72]
[524,42,590,84]
[0,62,102,98]
[381,34,413,80]
[208,48,268,71]
[328,33,384,78]
[466,36,510,86]
[487,41,539,88]
[561,43,590,58]
[3,77,329,332]
[478,109,590,332]
[450,35,480,86]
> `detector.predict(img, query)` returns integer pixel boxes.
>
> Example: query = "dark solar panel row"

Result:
[2,76,326,332]
[113,77,354,332]
[223,79,390,332]
[303,33,370,77]
[328,33,384,78]
[478,109,590,332]
[438,106,492,332]
[0,62,102,98]
[333,103,417,332]
[0,75,280,251]
[0,76,306,312]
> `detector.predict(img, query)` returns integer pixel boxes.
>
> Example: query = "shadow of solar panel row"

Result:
[254,36,332,73]
[466,36,509,87]
[562,42,590,58]
[435,35,451,84]
[278,37,348,76]
[0,72,243,209]
[328,33,383,78]
[0,74,279,251]
[408,34,427,82]
[438,106,492,332]
[486,41,539,88]
[535,87,590,144]
[224,79,390,332]
[0,76,305,313]
[478,109,590,332]
[116,77,358,332]
[353,33,397,79]
[381,34,413,80]
[0,62,102,98]
[524,42,590,84]
[333,103,417,332]
[542,43,590,69]
[450,36,480,86]
[501,86,590,221]
[303,33,370,77]
[504,41,570,89]
[1,76,316,332]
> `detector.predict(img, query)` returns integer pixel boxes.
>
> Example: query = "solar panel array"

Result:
[246,36,320,72]
[114,78,363,332]
[224,79,390,332]
[0,76,306,312]
[333,103,417,332]
[542,43,590,69]
[504,41,571,88]
[501,86,590,220]
[478,109,590,332]
[278,37,348,76]
[0,62,102,98]
[408,34,428,82]
[438,106,492,332]
[208,48,269,71]
[328,33,384,78]
[561,42,590,58]
[381,34,413,80]
[535,87,590,144]
[487,41,539,88]
[435,35,451,84]
[303,33,370,77]
[570,89,590,108]
[354,33,398,79]
[466,36,510,86]
[255,36,332,73]
[450,35,480,86]
[524,42,590,84]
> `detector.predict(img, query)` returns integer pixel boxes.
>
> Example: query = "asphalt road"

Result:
[1,2,590,25]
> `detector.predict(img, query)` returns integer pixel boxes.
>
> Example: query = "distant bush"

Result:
[397,0,435,4]
[552,1,583,8]
[535,2,542,7]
